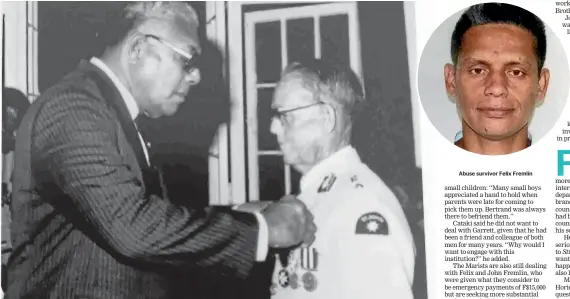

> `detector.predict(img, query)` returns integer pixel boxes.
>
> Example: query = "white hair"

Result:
[124,1,199,31]
[280,60,365,142]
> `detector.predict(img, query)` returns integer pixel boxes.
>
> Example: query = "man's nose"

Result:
[184,68,201,86]
[270,117,282,136]
[484,70,508,98]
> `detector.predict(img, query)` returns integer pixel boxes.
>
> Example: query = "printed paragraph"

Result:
[555,178,570,298]
[557,121,570,143]
[444,184,546,298]
[556,1,570,34]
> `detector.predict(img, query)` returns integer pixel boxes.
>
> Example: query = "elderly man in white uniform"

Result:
[266,59,416,299]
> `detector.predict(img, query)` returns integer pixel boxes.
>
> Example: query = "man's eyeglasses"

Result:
[143,34,199,73]
[271,102,323,124]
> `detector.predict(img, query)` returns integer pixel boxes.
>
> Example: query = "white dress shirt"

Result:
[90,57,150,163]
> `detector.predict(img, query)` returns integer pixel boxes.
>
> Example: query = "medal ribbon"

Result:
[301,247,318,271]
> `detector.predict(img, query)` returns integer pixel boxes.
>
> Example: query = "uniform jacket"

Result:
[270,146,416,299]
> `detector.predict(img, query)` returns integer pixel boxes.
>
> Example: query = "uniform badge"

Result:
[302,272,318,292]
[278,269,290,287]
[290,272,299,289]
[355,212,389,235]
[317,174,337,193]
[350,175,363,188]
[270,283,277,295]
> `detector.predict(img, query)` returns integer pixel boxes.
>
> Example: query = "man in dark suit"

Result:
[6,2,316,298]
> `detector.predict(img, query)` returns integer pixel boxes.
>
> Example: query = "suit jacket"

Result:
[7,61,260,299]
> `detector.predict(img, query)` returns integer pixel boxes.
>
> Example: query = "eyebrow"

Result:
[460,58,533,68]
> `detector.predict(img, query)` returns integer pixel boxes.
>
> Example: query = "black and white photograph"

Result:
[2,2,425,298]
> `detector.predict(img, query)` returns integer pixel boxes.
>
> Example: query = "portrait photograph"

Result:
[417,2,569,156]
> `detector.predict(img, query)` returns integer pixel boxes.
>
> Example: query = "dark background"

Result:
[33,2,425,298]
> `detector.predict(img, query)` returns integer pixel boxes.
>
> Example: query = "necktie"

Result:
[134,116,151,164]
[133,116,164,198]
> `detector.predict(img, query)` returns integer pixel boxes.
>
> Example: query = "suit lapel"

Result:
[78,61,149,169]
[79,61,165,199]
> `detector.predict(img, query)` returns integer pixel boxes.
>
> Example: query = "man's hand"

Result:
[234,201,271,213]
[261,195,317,248]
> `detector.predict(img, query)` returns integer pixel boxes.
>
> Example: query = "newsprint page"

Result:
[1,0,570,299]
[420,0,570,299]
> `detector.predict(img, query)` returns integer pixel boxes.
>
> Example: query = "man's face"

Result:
[444,23,550,141]
[130,18,202,118]
[270,77,327,168]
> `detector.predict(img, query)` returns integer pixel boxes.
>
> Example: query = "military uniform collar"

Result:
[300,146,360,193]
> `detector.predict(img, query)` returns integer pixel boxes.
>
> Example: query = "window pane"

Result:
[258,158,302,201]
[257,87,279,151]
[259,155,285,202]
[2,15,5,88]
[290,167,301,195]
[320,14,350,67]
[287,18,314,65]
[255,21,282,83]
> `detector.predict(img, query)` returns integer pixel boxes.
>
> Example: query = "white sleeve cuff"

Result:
[253,211,269,261]
[231,205,269,261]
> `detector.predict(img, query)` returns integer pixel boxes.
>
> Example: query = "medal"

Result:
[289,272,299,289]
[301,247,318,270]
[278,269,290,287]
[302,272,317,292]
[270,283,277,295]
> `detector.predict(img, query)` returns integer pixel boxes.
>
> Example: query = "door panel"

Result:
[244,2,361,202]
[257,87,279,151]
[286,17,315,64]
[320,14,350,65]
[255,21,282,83]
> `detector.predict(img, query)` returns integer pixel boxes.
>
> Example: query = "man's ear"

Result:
[536,68,550,107]
[444,63,458,102]
[322,103,336,134]
[126,34,147,64]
